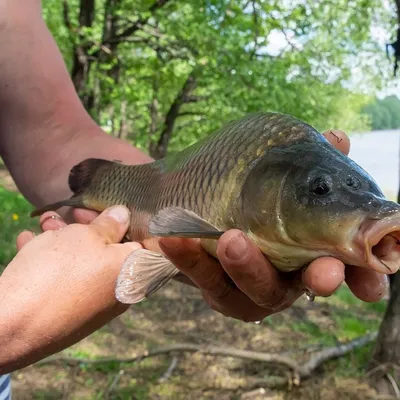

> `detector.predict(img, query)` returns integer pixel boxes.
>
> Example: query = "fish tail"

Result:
[30,196,85,217]
[31,158,116,218]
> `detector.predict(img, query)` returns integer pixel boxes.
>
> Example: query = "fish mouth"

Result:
[354,215,400,274]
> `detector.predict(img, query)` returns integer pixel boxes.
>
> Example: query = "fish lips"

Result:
[347,208,400,274]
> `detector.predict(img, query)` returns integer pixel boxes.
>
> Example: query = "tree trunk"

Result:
[368,272,400,395]
[117,100,129,140]
[68,0,96,112]
[63,0,171,118]
[367,103,400,395]
[149,73,198,159]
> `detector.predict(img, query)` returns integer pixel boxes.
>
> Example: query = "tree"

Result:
[43,0,387,160]
[362,96,400,130]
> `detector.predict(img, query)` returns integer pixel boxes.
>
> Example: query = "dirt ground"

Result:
[10,281,395,400]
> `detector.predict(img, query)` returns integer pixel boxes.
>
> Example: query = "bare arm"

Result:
[0,0,151,209]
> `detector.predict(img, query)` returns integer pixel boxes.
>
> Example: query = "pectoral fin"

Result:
[115,249,179,304]
[148,206,224,239]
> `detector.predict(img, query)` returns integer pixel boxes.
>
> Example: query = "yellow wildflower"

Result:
[12,213,19,221]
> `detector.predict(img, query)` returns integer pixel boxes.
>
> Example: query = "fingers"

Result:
[159,237,233,298]
[159,236,272,322]
[302,259,389,302]
[39,212,67,231]
[203,288,276,322]
[302,257,345,297]
[216,230,302,310]
[322,129,350,155]
[16,231,35,251]
[345,266,389,302]
[89,205,131,244]
[72,208,100,225]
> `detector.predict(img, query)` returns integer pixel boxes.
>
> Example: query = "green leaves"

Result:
[362,95,400,130]
[43,0,393,156]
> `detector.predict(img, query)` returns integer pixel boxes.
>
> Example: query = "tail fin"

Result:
[30,196,86,217]
[31,158,114,218]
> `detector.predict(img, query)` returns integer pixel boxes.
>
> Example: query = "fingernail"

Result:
[160,237,182,252]
[106,206,130,223]
[226,232,248,261]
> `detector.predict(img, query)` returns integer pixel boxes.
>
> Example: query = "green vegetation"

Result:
[362,95,400,130]
[41,0,392,160]
[0,187,38,271]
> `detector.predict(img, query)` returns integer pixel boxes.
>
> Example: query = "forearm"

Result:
[0,0,151,208]
[0,277,128,374]
[0,217,132,374]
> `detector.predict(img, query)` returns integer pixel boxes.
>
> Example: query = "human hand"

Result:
[0,206,141,374]
[155,129,388,322]
[69,129,389,323]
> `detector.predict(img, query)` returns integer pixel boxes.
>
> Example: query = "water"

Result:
[349,129,400,200]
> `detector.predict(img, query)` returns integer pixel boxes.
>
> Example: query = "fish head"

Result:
[239,141,400,274]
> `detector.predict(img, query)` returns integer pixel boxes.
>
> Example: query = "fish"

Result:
[30,112,400,304]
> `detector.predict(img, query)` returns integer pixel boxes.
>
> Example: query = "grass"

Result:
[0,186,38,271]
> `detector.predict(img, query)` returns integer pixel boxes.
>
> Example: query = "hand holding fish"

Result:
[0,123,389,374]
[35,120,389,324]
[0,205,137,373]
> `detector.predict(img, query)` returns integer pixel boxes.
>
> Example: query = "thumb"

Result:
[90,205,131,244]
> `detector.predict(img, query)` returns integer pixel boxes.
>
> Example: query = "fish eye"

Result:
[346,176,361,189]
[310,176,332,196]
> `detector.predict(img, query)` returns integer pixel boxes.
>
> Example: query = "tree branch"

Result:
[79,0,96,28]
[62,0,73,31]
[185,95,209,103]
[249,0,260,60]
[178,111,206,118]
[36,332,377,388]
[116,0,171,42]
[158,356,179,383]
[149,73,199,159]
[300,332,377,378]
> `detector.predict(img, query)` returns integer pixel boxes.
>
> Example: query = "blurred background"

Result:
[1,0,400,398]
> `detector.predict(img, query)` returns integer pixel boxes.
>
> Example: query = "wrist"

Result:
[33,127,152,207]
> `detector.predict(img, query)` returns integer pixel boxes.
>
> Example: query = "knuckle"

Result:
[176,252,202,271]
[215,285,232,300]
[209,278,233,299]
[250,282,289,309]
[253,293,282,310]
[203,294,220,313]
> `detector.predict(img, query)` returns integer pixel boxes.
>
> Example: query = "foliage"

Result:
[0,187,38,272]
[41,0,392,158]
[362,95,400,130]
